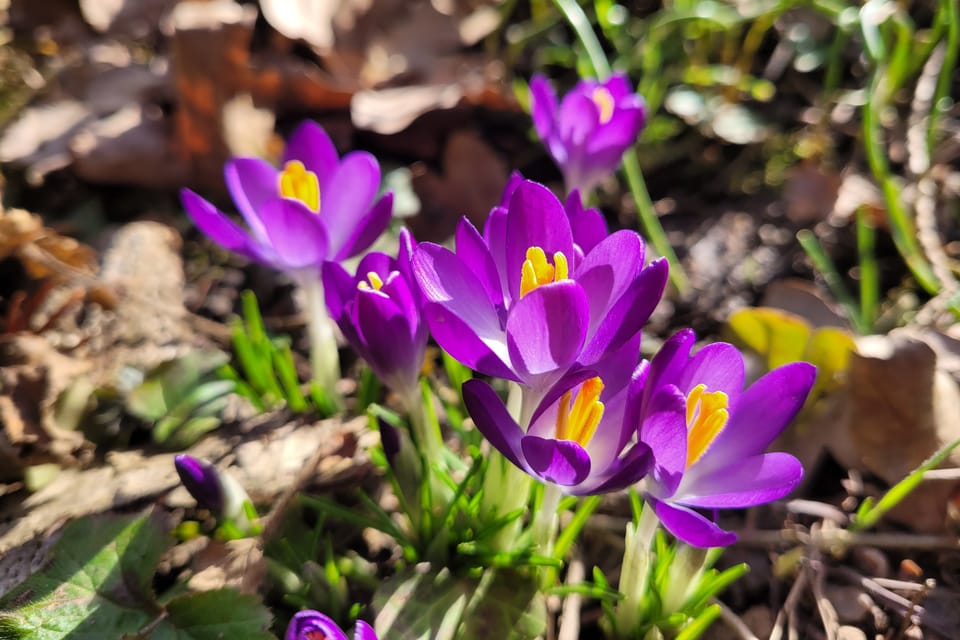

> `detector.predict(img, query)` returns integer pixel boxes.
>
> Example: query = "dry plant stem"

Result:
[481,382,535,552]
[714,599,759,640]
[769,564,808,640]
[735,527,960,551]
[614,500,660,633]
[831,566,925,626]
[557,553,585,640]
[808,553,839,640]
[296,274,341,400]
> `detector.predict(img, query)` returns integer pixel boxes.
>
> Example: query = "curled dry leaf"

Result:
[187,538,265,595]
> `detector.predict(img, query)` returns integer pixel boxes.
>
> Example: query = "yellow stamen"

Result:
[685,383,729,468]
[519,246,570,298]
[278,160,320,212]
[592,87,615,124]
[357,271,385,291]
[555,377,605,447]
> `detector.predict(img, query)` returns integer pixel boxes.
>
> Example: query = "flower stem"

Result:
[297,274,342,407]
[661,544,709,614]
[552,0,690,294]
[615,499,660,635]
[532,482,563,558]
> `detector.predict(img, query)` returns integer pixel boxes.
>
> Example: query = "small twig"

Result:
[808,550,839,640]
[736,527,960,552]
[557,553,585,640]
[715,599,759,640]
[785,500,849,525]
[921,468,960,480]
[831,566,924,624]
[769,563,808,640]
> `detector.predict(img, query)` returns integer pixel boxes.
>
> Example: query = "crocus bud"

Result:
[174,455,223,513]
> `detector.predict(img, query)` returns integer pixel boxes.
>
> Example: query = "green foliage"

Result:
[0,512,274,640]
[372,567,545,640]
[125,350,234,449]
[219,290,334,416]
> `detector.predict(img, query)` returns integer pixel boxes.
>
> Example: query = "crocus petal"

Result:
[354,621,378,640]
[557,91,600,148]
[578,257,668,365]
[332,192,394,262]
[505,281,588,382]
[574,230,643,338]
[258,198,329,269]
[354,289,419,386]
[321,261,356,321]
[601,73,634,101]
[529,76,563,161]
[564,191,608,255]
[482,206,511,302]
[455,218,505,308]
[520,435,591,487]
[675,341,745,398]
[462,380,526,469]
[504,181,575,300]
[705,362,816,467]
[320,151,382,257]
[412,243,509,373]
[283,121,340,193]
[286,610,349,640]
[180,189,265,263]
[585,105,645,157]
[637,384,688,496]
[223,157,278,242]
[643,329,696,405]
[649,498,737,548]
[424,303,516,381]
[571,442,651,495]
[679,452,804,509]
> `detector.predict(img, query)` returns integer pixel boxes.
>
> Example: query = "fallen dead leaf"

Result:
[408,129,508,242]
[187,538,265,595]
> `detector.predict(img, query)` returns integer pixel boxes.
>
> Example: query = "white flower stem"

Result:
[532,482,563,558]
[615,499,661,634]
[297,274,341,406]
[661,543,709,614]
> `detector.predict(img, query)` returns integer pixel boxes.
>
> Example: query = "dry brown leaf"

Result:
[187,538,265,595]
[409,129,508,242]
[783,162,841,224]
[798,329,960,532]
[760,279,849,330]
[0,334,93,476]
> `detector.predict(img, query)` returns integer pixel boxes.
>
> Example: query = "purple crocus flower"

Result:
[174,454,222,513]
[180,121,393,273]
[530,73,646,196]
[286,611,377,640]
[323,228,427,396]
[412,178,667,394]
[462,340,654,495]
[634,329,815,547]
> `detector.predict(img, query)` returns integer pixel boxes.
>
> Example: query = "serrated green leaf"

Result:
[0,513,170,639]
[153,589,275,640]
[0,514,276,640]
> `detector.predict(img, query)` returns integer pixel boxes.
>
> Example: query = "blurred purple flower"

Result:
[323,228,427,395]
[530,73,646,195]
[462,340,652,495]
[174,455,223,513]
[180,121,393,273]
[412,178,667,393]
[286,611,377,640]
[634,329,815,547]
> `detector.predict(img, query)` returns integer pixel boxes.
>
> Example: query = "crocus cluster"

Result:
[412,179,667,398]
